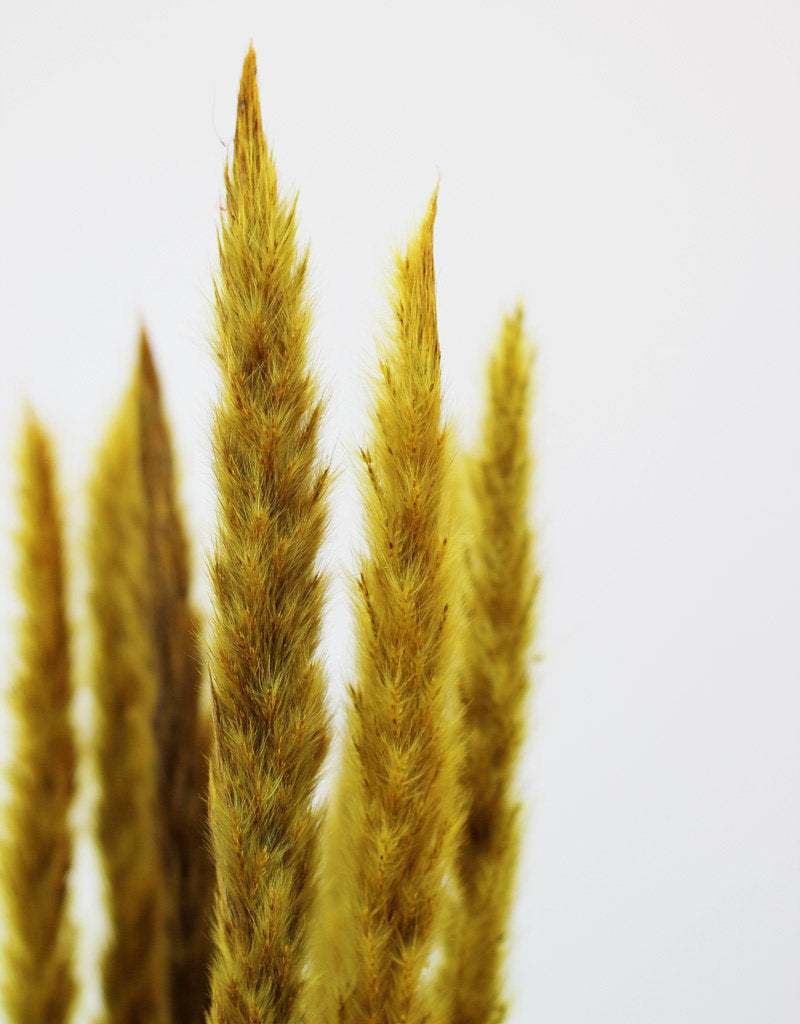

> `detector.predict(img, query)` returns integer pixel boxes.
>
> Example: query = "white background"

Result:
[1,1,799,1021]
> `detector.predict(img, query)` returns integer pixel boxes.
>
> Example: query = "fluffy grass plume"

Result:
[330,193,462,1024]
[1,413,75,1024]
[444,307,537,1024]
[88,376,170,1024]
[205,46,331,1024]
[137,332,213,1024]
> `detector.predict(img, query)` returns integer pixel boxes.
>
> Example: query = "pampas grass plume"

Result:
[1,413,76,1024]
[205,46,331,1024]
[88,374,170,1024]
[329,193,463,1024]
[137,332,213,1024]
[444,307,538,1024]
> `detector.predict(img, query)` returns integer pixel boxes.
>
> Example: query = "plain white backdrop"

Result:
[1,1,798,1021]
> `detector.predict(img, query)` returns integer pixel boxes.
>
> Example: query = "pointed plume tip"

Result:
[137,326,159,392]
[234,44,263,152]
[420,184,439,245]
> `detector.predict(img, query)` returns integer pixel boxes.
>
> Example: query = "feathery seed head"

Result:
[317,193,464,1024]
[132,330,213,1024]
[206,47,330,1024]
[2,410,76,1024]
[441,306,538,1024]
[89,374,171,1024]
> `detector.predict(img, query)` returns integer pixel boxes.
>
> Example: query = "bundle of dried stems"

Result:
[0,44,537,1024]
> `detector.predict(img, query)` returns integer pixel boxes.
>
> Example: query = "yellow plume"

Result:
[205,46,331,1024]
[444,307,538,1024]
[1,413,76,1024]
[88,378,170,1024]
[330,193,463,1024]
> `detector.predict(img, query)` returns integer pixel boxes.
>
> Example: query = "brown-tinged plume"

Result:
[137,331,213,1024]
[88,378,170,1024]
